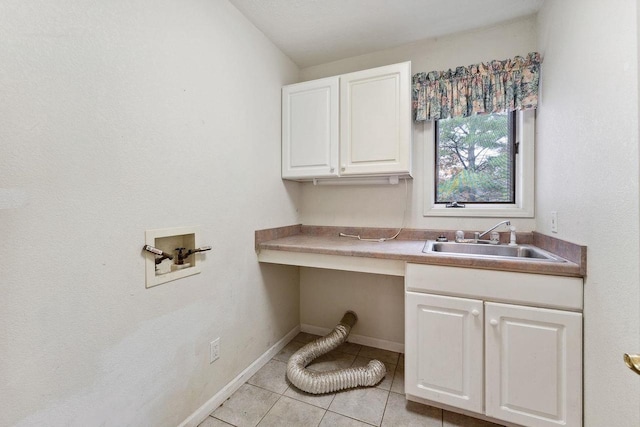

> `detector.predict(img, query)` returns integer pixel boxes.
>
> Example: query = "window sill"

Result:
[424,204,534,218]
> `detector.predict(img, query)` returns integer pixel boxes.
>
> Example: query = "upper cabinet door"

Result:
[282,77,339,179]
[339,62,411,176]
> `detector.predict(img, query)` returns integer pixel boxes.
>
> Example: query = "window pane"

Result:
[435,112,514,204]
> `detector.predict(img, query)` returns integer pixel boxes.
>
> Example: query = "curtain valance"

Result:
[412,52,541,121]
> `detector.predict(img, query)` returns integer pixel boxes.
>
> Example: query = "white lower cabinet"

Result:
[484,302,582,427]
[405,264,583,427]
[405,292,484,413]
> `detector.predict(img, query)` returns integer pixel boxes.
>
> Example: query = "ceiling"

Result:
[228,0,544,68]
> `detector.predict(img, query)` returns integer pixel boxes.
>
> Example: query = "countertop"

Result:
[255,225,586,278]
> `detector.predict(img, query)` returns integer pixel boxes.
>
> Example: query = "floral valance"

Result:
[412,52,541,121]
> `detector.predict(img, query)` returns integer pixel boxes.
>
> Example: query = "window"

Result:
[435,112,516,204]
[423,110,534,217]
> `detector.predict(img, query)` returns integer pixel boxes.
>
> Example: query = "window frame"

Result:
[423,109,535,218]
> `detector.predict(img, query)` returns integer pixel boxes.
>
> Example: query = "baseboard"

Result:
[178,325,300,427]
[300,324,404,354]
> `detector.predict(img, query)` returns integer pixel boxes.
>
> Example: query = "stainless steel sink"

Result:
[422,241,567,263]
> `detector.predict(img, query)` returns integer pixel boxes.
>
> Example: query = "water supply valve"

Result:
[143,244,174,265]
[175,246,212,265]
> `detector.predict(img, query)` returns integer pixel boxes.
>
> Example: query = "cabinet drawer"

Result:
[405,263,583,311]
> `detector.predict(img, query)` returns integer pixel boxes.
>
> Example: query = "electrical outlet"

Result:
[210,338,220,364]
[551,211,558,233]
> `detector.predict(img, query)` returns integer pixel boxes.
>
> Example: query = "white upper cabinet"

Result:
[282,77,339,179]
[339,62,411,176]
[281,62,412,181]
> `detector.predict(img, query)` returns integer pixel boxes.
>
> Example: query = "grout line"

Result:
[246,381,287,396]
[379,389,392,427]
[209,415,235,427]
[254,392,283,427]
[326,410,378,427]
[317,409,328,427]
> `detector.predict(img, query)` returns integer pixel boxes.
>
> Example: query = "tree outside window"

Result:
[435,112,515,204]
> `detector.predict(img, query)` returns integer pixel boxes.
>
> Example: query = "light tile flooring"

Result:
[199,333,503,427]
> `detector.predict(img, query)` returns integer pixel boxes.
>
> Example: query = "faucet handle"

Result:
[143,245,174,264]
[143,244,163,256]
[175,246,212,265]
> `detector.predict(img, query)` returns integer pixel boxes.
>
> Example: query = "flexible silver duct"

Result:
[286,311,387,394]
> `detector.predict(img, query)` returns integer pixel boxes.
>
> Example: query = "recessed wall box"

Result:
[144,226,205,288]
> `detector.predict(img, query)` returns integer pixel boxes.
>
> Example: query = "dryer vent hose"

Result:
[286,311,386,394]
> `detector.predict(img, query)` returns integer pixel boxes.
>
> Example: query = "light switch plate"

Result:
[551,211,558,233]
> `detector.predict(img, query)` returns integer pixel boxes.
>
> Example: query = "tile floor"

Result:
[199,332,503,427]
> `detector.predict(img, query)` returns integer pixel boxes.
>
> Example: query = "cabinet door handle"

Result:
[341,164,346,171]
[471,309,480,317]
[489,319,498,326]
[330,167,335,173]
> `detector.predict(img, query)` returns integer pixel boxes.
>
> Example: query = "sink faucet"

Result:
[474,220,511,243]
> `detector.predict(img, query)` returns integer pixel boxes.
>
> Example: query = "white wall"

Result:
[299,17,538,348]
[536,1,640,425]
[300,269,404,346]
[0,1,301,426]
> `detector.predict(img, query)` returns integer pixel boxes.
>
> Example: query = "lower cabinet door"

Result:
[405,292,484,413]
[485,302,583,427]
